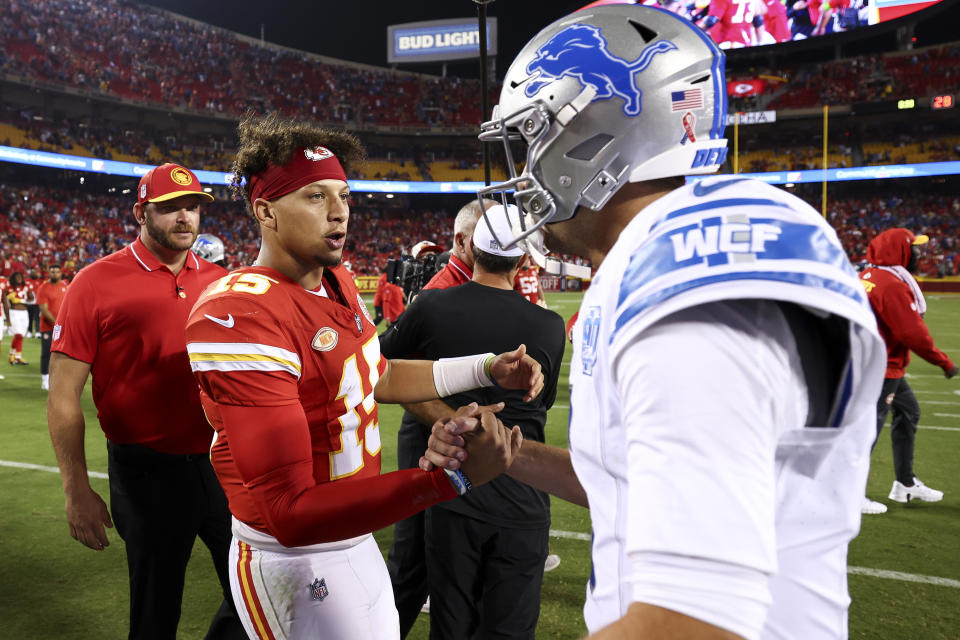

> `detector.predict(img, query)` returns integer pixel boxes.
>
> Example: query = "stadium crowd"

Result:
[0,0,487,131]
[2,0,958,147]
[1,180,958,285]
[768,44,960,110]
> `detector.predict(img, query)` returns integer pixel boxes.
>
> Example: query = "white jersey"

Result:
[568,177,886,639]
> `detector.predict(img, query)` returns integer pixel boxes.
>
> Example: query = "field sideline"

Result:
[1,291,958,639]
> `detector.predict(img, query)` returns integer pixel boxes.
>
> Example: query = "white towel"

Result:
[877,265,926,315]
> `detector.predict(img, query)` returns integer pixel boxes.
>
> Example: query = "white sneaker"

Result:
[0,373,5,380]
[889,478,944,503]
[861,497,887,515]
[544,554,561,572]
[420,596,430,614]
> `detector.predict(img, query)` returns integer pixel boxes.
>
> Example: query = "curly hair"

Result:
[231,112,366,209]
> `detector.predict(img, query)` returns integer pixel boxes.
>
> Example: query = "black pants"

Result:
[425,507,548,640]
[27,304,40,335]
[387,417,431,638]
[107,442,246,640]
[874,377,920,485]
[41,331,52,375]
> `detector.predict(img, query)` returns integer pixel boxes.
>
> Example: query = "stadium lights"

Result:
[203,187,213,193]
[122,188,131,194]
[385,194,394,198]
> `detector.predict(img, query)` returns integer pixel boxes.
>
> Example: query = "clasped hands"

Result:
[419,402,520,487]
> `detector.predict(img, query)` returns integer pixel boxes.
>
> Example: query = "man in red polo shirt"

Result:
[47,163,246,640]
[36,263,68,391]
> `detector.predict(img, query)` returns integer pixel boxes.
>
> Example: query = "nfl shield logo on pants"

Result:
[310,578,329,601]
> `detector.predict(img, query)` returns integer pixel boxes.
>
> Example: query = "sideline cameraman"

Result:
[382,206,565,638]
[382,198,488,635]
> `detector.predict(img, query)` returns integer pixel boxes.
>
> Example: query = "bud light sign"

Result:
[388,18,497,64]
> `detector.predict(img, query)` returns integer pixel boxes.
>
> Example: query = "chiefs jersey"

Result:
[514,266,542,304]
[186,265,388,534]
[5,282,34,307]
[707,0,758,47]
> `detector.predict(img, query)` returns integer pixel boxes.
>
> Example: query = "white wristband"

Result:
[432,353,496,397]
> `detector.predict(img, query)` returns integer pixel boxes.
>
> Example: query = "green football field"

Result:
[1,291,958,639]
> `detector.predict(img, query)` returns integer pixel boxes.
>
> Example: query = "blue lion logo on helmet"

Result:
[524,23,677,116]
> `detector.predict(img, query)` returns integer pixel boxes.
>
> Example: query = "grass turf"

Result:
[0,291,958,638]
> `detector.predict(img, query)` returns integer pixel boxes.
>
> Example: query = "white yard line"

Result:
[546,528,960,588]
[3,459,957,589]
[0,459,107,479]
[847,567,960,589]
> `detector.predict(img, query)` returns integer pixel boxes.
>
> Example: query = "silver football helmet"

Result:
[478,4,728,252]
[192,233,226,264]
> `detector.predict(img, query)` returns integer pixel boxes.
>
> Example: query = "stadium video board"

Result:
[580,0,947,49]
[387,18,497,64]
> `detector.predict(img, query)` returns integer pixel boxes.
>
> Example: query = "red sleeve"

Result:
[878,284,954,371]
[220,403,456,547]
[187,296,301,407]
[50,270,97,363]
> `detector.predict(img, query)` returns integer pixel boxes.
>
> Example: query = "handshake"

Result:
[419,401,523,491]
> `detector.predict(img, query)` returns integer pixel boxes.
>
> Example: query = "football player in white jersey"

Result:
[423,5,887,640]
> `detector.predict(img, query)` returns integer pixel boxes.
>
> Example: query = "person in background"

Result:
[47,162,246,639]
[4,271,34,365]
[382,206,566,639]
[192,233,229,268]
[373,265,388,326]
[36,264,68,391]
[859,228,953,514]
[514,254,548,308]
[381,277,407,329]
[0,273,5,380]
[27,269,43,339]
[386,197,560,638]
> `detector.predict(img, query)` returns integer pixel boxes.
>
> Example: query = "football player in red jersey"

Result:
[760,0,791,43]
[702,0,764,48]
[37,264,69,390]
[0,273,6,378]
[3,271,35,365]
[185,113,542,640]
[514,254,548,308]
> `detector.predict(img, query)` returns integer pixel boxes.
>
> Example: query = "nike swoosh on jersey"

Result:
[692,177,750,197]
[204,313,235,328]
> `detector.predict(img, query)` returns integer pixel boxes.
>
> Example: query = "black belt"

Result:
[107,441,207,466]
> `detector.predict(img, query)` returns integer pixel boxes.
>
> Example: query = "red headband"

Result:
[248,146,348,203]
